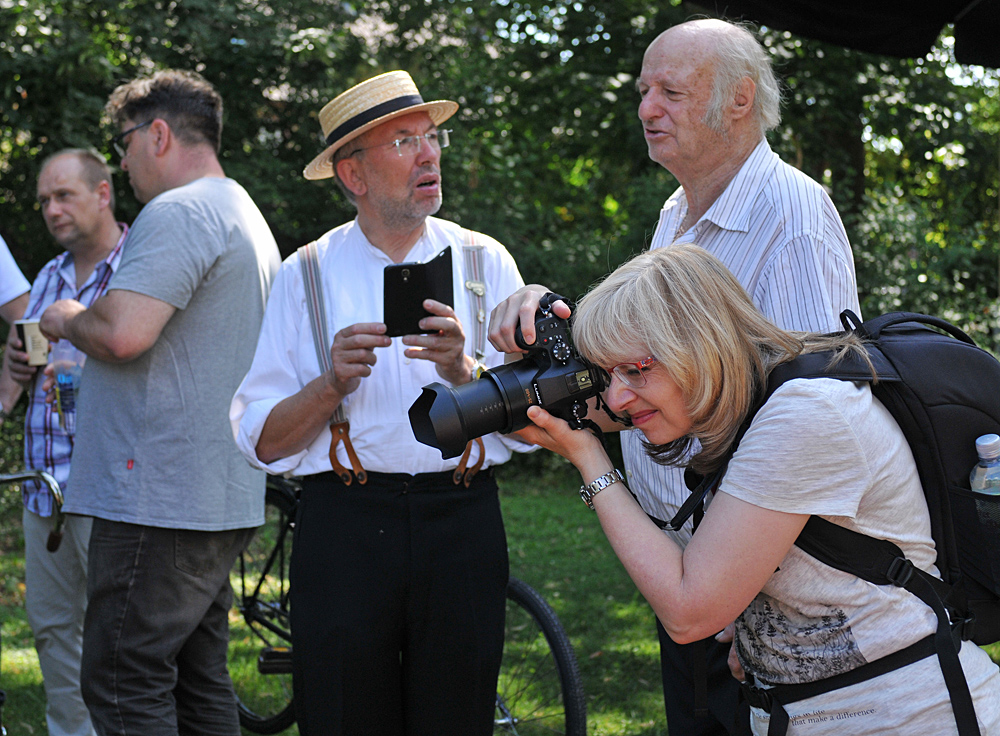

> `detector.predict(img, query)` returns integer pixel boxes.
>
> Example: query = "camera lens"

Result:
[409,301,605,459]
[409,376,510,459]
[409,359,542,458]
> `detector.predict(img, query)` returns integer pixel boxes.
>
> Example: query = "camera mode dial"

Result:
[551,338,572,365]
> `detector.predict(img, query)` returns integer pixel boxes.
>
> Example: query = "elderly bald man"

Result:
[489,18,861,735]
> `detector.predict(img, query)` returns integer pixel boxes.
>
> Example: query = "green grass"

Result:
[497,457,667,735]
[1,447,667,735]
[6,442,998,736]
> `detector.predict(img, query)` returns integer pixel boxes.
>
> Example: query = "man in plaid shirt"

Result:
[8,148,127,736]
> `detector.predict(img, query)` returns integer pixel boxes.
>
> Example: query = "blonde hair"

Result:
[573,244,870,474]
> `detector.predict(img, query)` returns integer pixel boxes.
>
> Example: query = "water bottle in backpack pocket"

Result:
[949,433,1000,646]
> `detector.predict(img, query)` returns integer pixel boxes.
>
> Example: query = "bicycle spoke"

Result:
[496,578,586,736]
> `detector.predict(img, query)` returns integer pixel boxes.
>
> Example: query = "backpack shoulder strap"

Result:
[665,347,889,531]
[794,517,980,736]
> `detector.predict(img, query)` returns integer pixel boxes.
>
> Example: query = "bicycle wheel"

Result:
[496,576,586,736]
[228,478,297,734]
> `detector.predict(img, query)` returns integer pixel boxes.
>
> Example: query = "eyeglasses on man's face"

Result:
[609,356,658,388]
[349,129,451,158]
[111,120,153,159]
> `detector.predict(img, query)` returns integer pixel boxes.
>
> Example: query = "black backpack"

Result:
[671,310,1000,736]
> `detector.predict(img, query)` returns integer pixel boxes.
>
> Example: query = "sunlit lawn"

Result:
[7,450,998,735]
[1,452,671,735]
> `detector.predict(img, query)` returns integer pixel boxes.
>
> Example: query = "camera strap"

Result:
[298,241,368,485]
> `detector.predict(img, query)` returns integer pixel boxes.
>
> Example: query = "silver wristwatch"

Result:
[579,468,624,510]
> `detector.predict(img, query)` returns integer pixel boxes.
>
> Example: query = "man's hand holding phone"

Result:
[400,299,471,386]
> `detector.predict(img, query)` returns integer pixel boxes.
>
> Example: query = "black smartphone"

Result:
[383,246,454,337]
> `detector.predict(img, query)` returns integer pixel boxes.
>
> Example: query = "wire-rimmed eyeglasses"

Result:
[349,129,451,158]
[609,356,658,388]
[111,120,153,159]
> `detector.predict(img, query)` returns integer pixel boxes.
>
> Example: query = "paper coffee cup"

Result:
[14,319,49,366]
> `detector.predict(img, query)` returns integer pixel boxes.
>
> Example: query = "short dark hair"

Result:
[39,148,116,213]
[105,69,224,152]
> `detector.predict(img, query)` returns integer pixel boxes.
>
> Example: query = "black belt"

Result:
[305,467,495,491]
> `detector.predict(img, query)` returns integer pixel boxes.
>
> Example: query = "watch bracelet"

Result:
[579,468,624,510]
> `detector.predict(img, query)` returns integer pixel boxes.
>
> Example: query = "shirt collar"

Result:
[54,222,129,290]
[352,217,438,265]
[107,222,128,268]
[678,139,779,237]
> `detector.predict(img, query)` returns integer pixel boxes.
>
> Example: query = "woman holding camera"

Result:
[515,244,1000,735]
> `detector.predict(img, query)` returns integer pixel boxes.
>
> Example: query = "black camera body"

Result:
[408,296,607,459]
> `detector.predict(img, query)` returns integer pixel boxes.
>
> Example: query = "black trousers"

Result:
[657,617,743,736]
[290,470,508,736]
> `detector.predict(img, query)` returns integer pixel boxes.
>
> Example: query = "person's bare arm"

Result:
[254,322,391,463]
[518,404,808,643]
[0,292,29,326]
[39,290,176,363]
[0,344,23,414]
[0,292,30,412]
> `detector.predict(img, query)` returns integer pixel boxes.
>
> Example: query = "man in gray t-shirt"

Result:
[41,70,280,736]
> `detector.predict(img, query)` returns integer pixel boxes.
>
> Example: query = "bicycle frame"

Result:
[238,523,292,643]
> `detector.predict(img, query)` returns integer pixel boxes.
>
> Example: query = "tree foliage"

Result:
[1,0,997,348]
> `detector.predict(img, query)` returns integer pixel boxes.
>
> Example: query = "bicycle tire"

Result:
[496,576,587,735]
[228,478,297,734]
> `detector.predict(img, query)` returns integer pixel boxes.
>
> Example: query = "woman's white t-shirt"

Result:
[721,378,1000,735]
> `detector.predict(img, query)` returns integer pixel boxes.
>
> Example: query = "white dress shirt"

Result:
[231,216,527,477]
[622,139,862,544]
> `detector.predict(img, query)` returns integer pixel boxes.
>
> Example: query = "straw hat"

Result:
[303,71,459,181]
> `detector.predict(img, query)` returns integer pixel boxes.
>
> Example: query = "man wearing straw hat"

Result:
[231,71,530,735]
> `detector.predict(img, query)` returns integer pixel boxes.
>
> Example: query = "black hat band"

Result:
[325,94,426,146]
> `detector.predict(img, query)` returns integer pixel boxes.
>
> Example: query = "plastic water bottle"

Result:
[969,433,1000,495]
[50,340,86,435]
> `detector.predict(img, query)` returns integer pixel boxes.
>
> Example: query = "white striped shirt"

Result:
[622,139,861,545]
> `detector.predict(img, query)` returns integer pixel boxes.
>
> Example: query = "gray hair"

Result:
[330,143,358,207]
[703,22,782,137]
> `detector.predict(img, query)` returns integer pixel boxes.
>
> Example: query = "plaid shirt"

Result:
[22,225,127,516]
